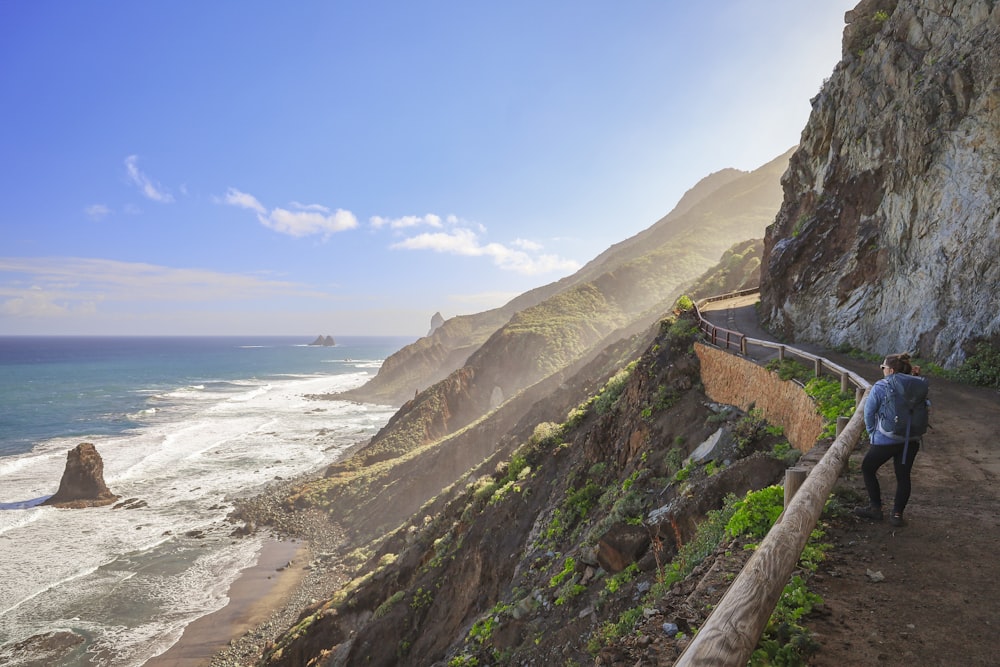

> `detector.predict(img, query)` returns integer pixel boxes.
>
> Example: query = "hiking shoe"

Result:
[853,505,884,521]
[889,513,905,527]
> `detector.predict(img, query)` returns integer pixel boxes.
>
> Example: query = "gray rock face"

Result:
[760,0,1000,367]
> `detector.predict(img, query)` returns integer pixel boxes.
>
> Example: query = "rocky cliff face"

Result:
[761,0,1000,367]
[264,314,790,666]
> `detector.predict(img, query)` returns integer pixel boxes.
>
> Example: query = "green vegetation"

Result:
[725,485,785,541]
[641,384,680,421]
[549,557,577,588]
[750,576,822,666]
[594,361,637,415]
[732,407,767,453]
[603,563,639,596]
[764,358,856,439]
[803,377,855,438]
[771,441,802,466]
[956,341,1000,389]
[654,495,739,594]
[373,590,405,619]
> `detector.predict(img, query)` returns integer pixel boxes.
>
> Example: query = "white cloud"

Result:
[124,155,173,203]
[264,207,358,238]
[391,227,580,276]
[223,187,266,215]
[370,213,445,230]
[85,204,111,221]
[512,238,542,251]
[221,188,358,239]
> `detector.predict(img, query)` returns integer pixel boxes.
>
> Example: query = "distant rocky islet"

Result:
[308,335,336,347]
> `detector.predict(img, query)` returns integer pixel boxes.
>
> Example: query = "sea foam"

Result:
[0,370,395,666]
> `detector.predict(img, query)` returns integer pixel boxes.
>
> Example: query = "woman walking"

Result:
[854,352,929,527]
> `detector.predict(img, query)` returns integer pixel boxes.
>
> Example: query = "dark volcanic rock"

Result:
[0,630,85,666]
[43,442,119,509]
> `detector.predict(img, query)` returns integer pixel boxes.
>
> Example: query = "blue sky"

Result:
[0,1,856,336]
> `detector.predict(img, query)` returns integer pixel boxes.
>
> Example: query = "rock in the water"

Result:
[43,442,119,509]
[0,630,85,665]
[309,335,336,346]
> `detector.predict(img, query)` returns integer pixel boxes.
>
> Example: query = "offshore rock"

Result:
[43,443,119,509]
[309,335,336,346]
[760,0,1000,367]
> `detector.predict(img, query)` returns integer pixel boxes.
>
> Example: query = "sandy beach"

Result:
[144,539,308,667]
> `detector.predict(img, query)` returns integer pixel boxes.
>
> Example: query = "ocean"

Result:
[0,335,410,666]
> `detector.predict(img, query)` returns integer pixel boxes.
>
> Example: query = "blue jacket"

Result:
[864,378,910,445]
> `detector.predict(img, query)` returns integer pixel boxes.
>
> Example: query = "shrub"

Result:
[594,362,636,415]
[725,485,784,540]
[956,341,1000,389]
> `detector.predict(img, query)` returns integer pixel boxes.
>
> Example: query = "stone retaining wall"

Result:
[695,343,825,452]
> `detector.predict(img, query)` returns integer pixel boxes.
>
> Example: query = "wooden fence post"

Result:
[784,467,808,508]
[675,392,869,667]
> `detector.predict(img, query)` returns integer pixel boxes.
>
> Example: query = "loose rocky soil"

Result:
[707,297,1000,666]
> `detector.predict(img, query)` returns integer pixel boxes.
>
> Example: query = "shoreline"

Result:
[144,538,309,667]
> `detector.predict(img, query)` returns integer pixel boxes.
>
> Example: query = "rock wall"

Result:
[760,0,1000,367]
[695,343,825,452]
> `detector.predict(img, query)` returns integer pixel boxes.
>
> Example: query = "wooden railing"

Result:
[674,292,872,666]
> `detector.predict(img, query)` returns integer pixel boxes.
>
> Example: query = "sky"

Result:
[0,1,858,337]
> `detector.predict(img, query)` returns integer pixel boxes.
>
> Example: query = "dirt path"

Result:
[701,298,1000,666]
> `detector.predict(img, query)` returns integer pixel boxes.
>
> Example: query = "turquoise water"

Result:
[0,335,411,456]
[0,335,410,666]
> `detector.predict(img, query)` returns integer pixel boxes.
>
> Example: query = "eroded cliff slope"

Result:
[761,0,1000,367]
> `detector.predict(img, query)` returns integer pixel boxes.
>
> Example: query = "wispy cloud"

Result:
[125,155,173,203]
[370,214,450,230]
[390,225,580,276]
[222,188,358,239]
[0,257,328,320]
[85,204,111,221]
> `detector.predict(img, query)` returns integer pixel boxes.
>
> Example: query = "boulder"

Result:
[43,442,119,508]
[596,523,650,573]
[686,427,734,465]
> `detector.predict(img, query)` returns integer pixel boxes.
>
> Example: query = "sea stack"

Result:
[43,443,119,509]
[309,335,336,347]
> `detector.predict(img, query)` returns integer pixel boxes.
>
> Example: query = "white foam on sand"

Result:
[0,371,395,666]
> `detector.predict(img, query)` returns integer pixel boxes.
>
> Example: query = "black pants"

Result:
[861,441,921,515]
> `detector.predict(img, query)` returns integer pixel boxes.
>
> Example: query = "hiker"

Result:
[855,352,929,527]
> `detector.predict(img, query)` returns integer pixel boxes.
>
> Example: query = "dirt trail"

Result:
[701,297,1000,666]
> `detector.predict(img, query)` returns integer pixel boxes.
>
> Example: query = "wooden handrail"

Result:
[692,294,868,393]
[675,292,873,666]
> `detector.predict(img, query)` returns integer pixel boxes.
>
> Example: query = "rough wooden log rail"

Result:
[674,291,873,666]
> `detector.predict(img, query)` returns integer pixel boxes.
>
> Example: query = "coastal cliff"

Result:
[760,0,1000,367]
[230,2,1000,664]
[294,152,789,541]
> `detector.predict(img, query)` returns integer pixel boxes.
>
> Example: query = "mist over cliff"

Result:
[760,0,1000,366]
